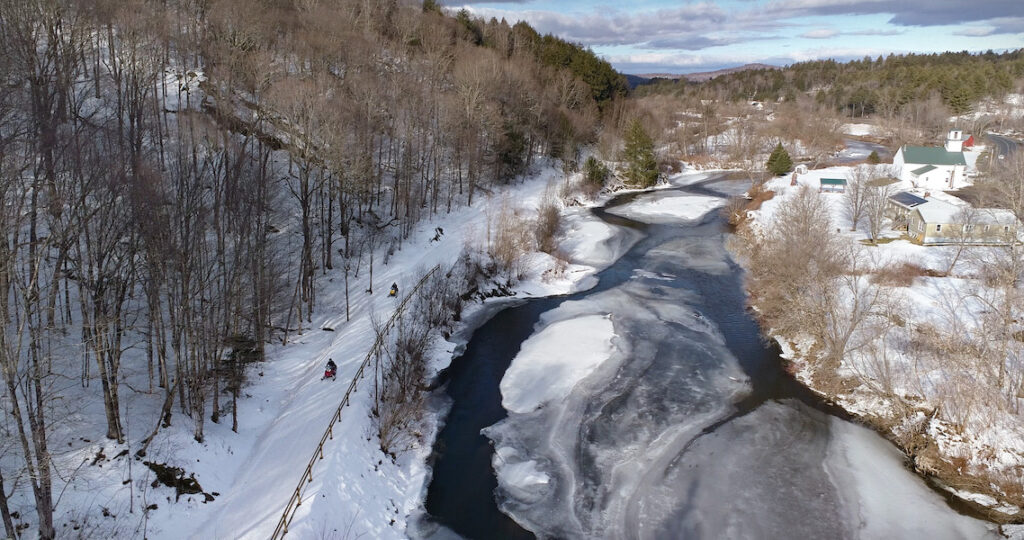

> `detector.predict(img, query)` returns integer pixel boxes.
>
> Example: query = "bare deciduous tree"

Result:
[843,165,873,231]
[864,182,894,243]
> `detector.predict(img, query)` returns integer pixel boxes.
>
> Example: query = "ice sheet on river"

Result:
[500,315,617,414]
[484,260,750,538]
[483,187,996,539]
[634,400,997,540]
[606,192,724,224]
[560,209,640,268]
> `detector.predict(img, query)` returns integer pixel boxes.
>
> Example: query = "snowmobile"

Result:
[389,282,398,297]
[322,360,337,381]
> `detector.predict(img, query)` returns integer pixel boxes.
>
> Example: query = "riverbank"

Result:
[734,165,1024,535]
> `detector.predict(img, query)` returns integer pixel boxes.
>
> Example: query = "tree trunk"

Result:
[0,462,16,540]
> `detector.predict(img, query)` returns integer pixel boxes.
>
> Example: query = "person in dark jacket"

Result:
[323,359,337,380]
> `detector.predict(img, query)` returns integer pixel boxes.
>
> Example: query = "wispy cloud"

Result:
[462,3,786,49]
[608,46,896,71]
[954,26,996,37]
[989,17,1024,34]
[801,28,839,39]
[761,0,1024,28]
[847,28,905,36]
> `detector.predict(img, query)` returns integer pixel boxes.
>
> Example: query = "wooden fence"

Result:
[270,265,440,539]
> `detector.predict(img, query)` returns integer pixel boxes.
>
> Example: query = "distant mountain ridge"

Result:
[626,63,780,89]
[681,63,780,81]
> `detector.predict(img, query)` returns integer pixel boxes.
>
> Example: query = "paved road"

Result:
[986,132,1021,159]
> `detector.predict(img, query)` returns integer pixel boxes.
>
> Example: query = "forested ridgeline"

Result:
[0,1,623,537]
[635,50,1024,117]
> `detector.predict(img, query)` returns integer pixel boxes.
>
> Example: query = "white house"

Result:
[892,130,968,190]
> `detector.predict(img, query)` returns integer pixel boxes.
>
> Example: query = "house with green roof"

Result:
[892,130,968,189]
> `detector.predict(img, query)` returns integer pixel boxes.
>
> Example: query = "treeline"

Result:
[452,9,627,109]
[0,0,618,537]
[636,49,1024,116]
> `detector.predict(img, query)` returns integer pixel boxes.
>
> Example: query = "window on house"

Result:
[936,224,942,232]
[1005,226,1011,232]
[964,224,974,232]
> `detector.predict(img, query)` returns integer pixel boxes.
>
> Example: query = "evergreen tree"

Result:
[766,142,793,176]
[622,119,659,187]
[422,0,442,14]
[495,121,528,183]
[867,150,880,164]
[583,156,610,188]
[456,9,483,45]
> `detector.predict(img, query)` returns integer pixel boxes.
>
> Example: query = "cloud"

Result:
[458,0,1024,74]
[610,46,898,74]
[801,28,839,39]
[761,0,1024,29]
[954,26,996,37]
[990,17,1024,34]
[847,28,906,36]
[462,3,786,49]
[461,0,1024,53]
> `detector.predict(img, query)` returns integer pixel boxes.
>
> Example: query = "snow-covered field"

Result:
[746,158,1024,521]
[962,93,1024,121]
[842,122,883,137]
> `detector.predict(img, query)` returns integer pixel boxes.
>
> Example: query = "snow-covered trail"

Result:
[424,175,1001,539]
[141,166,595,539]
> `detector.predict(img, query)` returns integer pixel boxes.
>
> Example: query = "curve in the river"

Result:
[418,175,997,540]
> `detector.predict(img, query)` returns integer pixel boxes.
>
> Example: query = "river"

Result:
[836,138,890,164]
[415,174,999,540]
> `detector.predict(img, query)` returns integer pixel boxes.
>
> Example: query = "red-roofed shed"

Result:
[963,134,975,148]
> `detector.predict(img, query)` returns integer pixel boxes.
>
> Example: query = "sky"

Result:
[455,0,1024,74]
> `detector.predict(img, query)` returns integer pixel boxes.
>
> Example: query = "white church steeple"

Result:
[945,130,964,152]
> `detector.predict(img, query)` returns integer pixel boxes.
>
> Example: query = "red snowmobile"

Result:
[322,360,337,381]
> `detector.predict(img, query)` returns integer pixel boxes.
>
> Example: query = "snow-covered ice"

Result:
[500,314,617,414]
[607,193,724,223]
[825,418,999,539]
[559,209,638,268]
[493,446,551,503]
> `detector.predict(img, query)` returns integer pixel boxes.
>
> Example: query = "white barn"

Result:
[892,130,968,190]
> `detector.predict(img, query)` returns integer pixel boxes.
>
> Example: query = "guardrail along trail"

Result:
[271,265,440,539]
